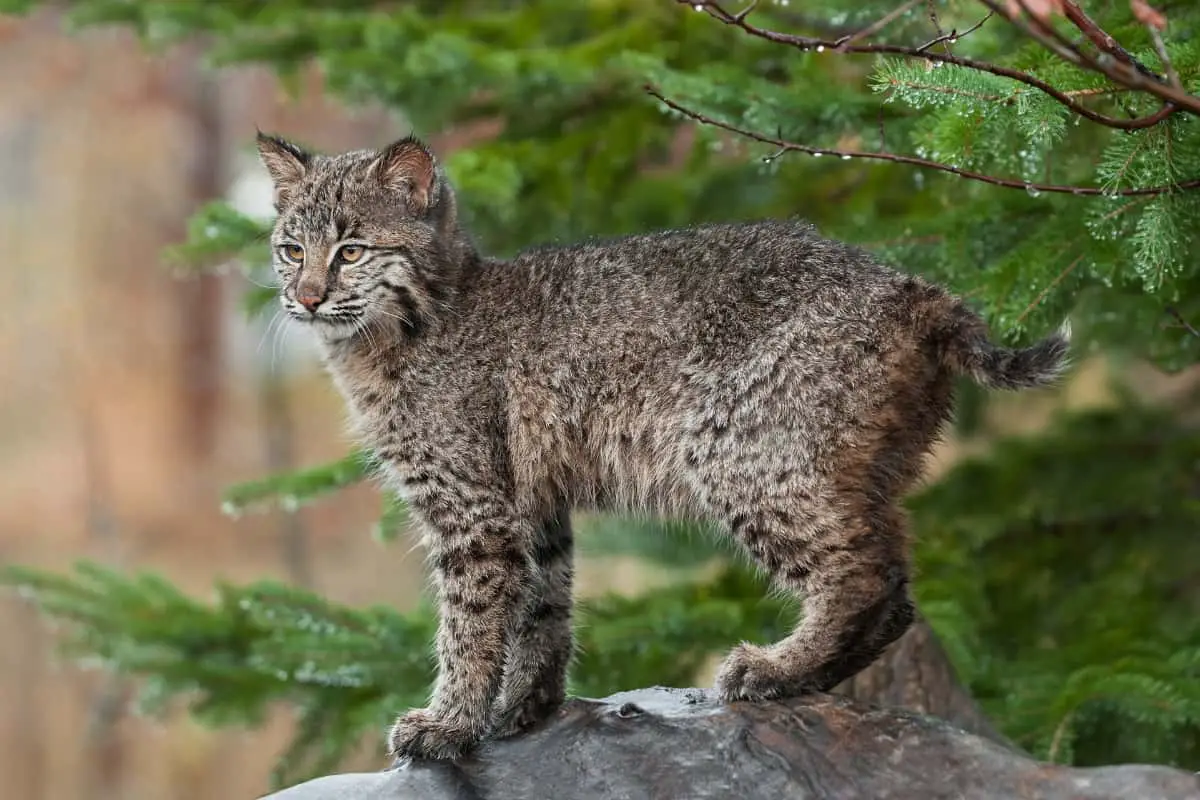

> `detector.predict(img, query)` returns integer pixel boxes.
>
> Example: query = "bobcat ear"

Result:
[371,135,438,216]
[256,131,310,208]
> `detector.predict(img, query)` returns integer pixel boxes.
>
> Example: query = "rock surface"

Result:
[260,687,1200,800]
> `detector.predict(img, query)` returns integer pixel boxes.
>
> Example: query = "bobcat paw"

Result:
[387,709,480,762]
[715,643,812,702]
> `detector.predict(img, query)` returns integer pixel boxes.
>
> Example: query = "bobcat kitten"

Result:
[258,132,1069,761]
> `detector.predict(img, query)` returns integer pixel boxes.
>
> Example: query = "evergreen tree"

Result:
[3,0,1199,788]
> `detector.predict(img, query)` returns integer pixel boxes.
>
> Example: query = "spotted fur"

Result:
[257,132,1070,762]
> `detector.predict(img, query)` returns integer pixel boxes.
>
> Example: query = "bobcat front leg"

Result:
[388,489,532,761]
[493,507,574,737]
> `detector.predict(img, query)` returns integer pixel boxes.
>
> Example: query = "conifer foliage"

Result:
[3,0,1199,788]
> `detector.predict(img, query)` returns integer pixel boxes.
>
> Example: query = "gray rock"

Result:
[260,687,1200,800]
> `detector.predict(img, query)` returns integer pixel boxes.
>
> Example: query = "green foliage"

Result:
[576,514,732,567]
[2,560,435,785]
[910,400,1200,768]
[5,0,1200,789]
[1,559,789,785]
[168,200,278,315]
[220,449,375,517]
[170,200,271,265]
[372,492,409,545]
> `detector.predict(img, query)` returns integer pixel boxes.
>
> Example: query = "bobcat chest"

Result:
[324,356,423,458]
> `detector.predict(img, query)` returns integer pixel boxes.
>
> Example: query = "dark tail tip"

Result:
[970,321,1072,390]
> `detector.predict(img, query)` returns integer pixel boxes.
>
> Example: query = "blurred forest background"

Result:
[1,2,1198,798]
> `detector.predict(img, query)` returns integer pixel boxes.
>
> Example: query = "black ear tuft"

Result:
[371,135,439,216]
[256,131,311,208]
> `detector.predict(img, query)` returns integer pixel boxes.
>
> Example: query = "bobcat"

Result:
[257,132,1069,761]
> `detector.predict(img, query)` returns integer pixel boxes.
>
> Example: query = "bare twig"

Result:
[1065,86,1135,97]
[1060,0,1160,80]
[730,0,757,23]
[1130,0,1169,33]
[1007,0,1158,82]
[1166,306,1200,338]
[1048,708,1077,763]
[681,1,1188,129]
[926,0,949,51]
[842,0,922,49]
[981,0,1200,114]
[1145,25,1181,89]
[645,85,1200,197]
[1005,0,1096,71]
[1016,255,1083,324]
[916,12,993,54]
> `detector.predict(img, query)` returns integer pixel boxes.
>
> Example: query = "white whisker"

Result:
[272,313,295,374]
[371,307,413,326]
[361,317,382,354]
[242,270,279,291]
[256,308,285,360]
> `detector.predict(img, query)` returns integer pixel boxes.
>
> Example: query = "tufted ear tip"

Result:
[256,132,311,208]
[372,135,439,216]
[255,131,311,166]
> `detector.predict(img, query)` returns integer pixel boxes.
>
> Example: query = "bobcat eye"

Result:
[338,245,365,263]
[280,244,305,263]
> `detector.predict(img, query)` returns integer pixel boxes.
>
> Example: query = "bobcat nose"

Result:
[296,286,326,312]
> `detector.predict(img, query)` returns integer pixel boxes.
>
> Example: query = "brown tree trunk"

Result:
[259,370,314,587]
[835,616,1012,748]
[164,42,226,467]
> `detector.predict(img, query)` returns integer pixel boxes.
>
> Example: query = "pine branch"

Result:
[220,450,377,517]
[0,560,791,785]
[683,1,1188,130]
[645,86,1200,197]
